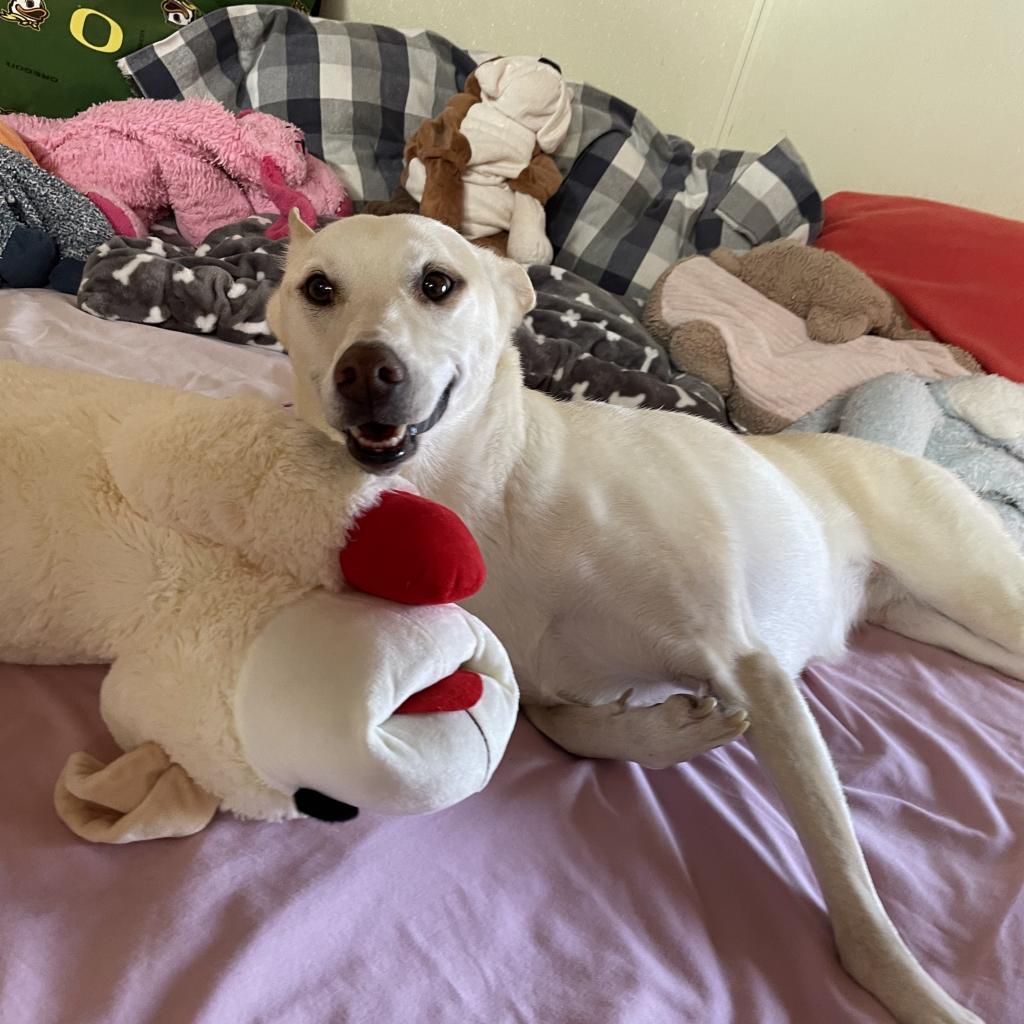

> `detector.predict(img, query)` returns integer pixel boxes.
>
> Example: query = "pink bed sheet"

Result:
[1,626,1021,1024]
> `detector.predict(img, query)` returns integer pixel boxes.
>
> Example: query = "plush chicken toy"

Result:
[0,360,518,843]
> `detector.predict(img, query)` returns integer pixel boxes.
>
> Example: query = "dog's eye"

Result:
[421,270,454,303]
[304,273,334,306]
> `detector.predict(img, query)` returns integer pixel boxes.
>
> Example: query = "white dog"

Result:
[269,211,1023,1024]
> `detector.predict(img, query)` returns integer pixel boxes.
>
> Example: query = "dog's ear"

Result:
[505,260,536,317]
[288,208,317,252]
[484,253,536,322]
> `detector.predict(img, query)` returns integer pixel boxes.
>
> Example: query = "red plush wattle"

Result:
[394,670,483,714]
[339,491,486,605]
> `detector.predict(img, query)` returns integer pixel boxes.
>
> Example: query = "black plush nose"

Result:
[294,788,360,822]
[334,342,407,409]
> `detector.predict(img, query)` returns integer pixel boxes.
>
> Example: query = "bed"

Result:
[0,289,1021,1024]
[3,9,1023,1023]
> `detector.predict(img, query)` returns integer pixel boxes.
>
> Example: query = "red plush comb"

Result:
[340,491,486,605]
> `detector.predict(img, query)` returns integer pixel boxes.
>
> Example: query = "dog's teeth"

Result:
[349,425,408,450]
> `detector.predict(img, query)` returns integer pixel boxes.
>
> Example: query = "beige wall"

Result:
[329,0,1024,220]
[332,0,761,144]
[719,0,1024,221]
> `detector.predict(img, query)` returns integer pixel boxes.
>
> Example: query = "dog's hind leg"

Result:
[845,452,1024,676]
[872,590,1024,681]
[716,649,983,1024]
[759,435,1024,677]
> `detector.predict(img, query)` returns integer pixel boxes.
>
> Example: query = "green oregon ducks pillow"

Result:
[0,1,319,118]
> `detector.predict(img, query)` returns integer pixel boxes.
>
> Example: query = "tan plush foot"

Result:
[55,743,218,844]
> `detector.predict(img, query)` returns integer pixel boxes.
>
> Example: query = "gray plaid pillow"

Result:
[121,6,821,302]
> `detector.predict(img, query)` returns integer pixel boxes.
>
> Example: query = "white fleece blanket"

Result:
[0,289,290,401]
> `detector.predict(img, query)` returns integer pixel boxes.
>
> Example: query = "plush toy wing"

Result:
[107,391,382,590]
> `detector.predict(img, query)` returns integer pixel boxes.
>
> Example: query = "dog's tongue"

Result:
[395,669,483,714]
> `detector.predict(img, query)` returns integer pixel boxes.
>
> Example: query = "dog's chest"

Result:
[433,394,868,703]
[467,584,685,706]
[460,483,731,705]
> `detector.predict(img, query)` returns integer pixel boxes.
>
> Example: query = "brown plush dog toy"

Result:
[706,239,932,344]
[367,57,572,264]
[644,241,980,433]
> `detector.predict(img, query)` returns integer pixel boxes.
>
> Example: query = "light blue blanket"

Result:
[789,372,1024,551]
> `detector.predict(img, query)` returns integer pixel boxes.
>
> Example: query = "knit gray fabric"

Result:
[789,371,1024,551]
[0,147,111,261]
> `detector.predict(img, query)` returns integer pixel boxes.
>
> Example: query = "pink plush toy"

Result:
[2,99,353,244]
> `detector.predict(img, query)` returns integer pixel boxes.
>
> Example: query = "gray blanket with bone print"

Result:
[78,217,729,426]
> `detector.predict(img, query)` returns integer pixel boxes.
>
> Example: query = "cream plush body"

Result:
[0,361,518,841]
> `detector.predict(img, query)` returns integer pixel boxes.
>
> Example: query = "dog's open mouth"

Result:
[345,382,452,469]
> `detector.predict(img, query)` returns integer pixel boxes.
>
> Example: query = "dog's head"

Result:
[268,212,535,472]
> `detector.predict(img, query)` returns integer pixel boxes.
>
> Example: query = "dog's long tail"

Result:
[751,432,1024,681]
[734,432,1003,1022]
[716,649,985,1024]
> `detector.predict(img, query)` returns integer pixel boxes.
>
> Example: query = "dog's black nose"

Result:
[334,342,407,406]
